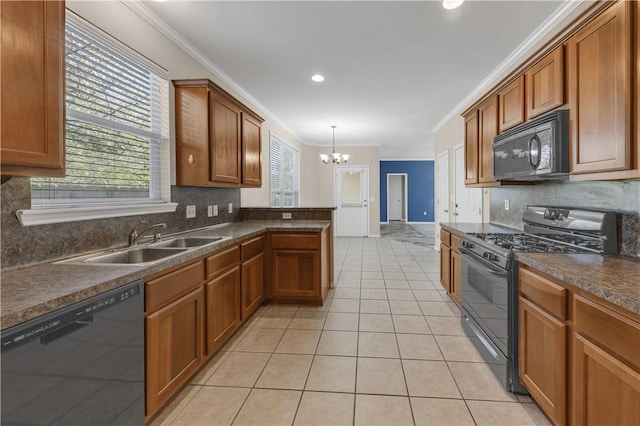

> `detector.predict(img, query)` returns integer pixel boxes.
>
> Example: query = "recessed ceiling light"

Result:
[311,74,325,82]
[442,0,464,10]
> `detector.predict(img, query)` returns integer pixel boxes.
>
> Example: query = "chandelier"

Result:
[320,125,349,164]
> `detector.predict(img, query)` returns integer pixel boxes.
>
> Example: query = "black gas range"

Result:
[458,206,617,394]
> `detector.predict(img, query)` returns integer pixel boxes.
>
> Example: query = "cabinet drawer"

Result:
[146,261,203,313]
[519,267,567,320]
[241,236,264,262]
[206,245,240,279]
[574,294,640,369]
[440,229,451,247]
[451,234,461,252]
[271,233,319,250]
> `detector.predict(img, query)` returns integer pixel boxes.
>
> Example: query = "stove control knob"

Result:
[483,252,498,262]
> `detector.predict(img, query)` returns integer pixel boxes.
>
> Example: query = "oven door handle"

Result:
[459,247,508,277]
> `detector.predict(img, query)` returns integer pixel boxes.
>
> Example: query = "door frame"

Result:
[435,150,449,250]
[386,173,408,223]
[334,165,370,237]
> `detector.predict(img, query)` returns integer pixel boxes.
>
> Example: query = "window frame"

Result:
[18,12,176,226]
[269,132,299,208]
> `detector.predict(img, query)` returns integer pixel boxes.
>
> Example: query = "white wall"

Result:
[67,2,381,234]
[67,1,305,200]
[434,115,490,224]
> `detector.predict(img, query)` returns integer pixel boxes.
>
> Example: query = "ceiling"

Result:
[142,1,566,159]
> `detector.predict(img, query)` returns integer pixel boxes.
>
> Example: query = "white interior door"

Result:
[454,145,482,223]
[436,151,450,248]
[388,174,405,221]
[336,166,369,237]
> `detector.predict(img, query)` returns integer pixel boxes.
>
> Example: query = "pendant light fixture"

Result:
[320,125,350,164]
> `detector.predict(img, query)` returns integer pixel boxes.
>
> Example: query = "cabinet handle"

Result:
[453,212,459,216]
[188,154,194,164]
[444,209,449,213]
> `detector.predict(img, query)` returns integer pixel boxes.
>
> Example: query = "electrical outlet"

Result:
[504,199,510,211]
[228,203,233,214]
[213,205,218,216]
[186,205,196,218]
[282,212,292,220]
[207,206,213,217]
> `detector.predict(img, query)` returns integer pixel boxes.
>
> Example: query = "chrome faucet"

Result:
[128,221,167,246]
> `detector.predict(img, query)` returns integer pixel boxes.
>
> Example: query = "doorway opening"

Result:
[386,173,408,222]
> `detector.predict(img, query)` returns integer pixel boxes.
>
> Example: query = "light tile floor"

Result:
[151,235,551,426]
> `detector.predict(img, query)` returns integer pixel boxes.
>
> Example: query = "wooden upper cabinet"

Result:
[210,90,241,185]
[0,0,65,177]
[463,110,479,185]
[478,96,498,183]
[499,76,525,132]
[526,46,565,120]
[241,112,262,187]
[567,0,633,177]
[173,79,263,187]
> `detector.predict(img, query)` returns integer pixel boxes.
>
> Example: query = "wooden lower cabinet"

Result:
[242,252,264,320]
[146,287,204,418]
[519,265,640,426]
[519,297,567,425]
[268,230,330,304]
[205,266,241,355]
[439,229,460,308]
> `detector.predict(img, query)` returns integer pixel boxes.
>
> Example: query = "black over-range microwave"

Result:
[493,109,569,181]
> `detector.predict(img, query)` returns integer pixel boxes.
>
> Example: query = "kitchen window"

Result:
[270,133,299,208]
[21,12,175,226]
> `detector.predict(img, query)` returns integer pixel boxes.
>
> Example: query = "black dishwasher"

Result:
[1,280,144,426]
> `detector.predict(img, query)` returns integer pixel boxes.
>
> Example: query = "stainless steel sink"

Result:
[82,248,188,264]
[150,236,228,248]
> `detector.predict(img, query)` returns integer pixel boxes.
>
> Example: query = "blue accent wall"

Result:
[380,161,434,223]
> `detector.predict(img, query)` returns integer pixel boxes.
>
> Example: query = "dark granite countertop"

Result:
[515,253,640,315]
[1,220,330,330]
[439,222,521,236]
[438,222,639,316]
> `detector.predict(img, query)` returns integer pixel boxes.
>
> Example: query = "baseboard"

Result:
[380,221,389,224]
[408,221,435,225]
[369,234,381,238]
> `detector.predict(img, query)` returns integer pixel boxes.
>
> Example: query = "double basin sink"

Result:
[63,236,230,265]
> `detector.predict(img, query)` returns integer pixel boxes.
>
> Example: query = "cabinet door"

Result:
[572,333,640,426]
[439,244,451,292]
[463,110,479,185]
[499,76,525,132]
[146,287,204,417]
[567,0,632,175]
[241,112,262,187]
[206,266,241,355]
[478,96,498,184]
[271,250,319,298]
[0,0,65,177]
[519,297,567,426]
[242,253,264,320]
[174,86,210,186]
[526,46,565,119]
[450,249,461,308]
[210,91,241,184]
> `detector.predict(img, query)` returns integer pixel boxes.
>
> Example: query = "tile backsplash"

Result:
[490,180,640,257]
[1,177,240,269]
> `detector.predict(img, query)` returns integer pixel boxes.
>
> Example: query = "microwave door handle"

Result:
[528,135,541,169]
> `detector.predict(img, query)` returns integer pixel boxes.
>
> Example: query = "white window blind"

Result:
[31,12,169,207]
[270,134,299,208]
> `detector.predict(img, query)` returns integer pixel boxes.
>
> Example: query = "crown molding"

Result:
[381,158,435,162]
[122,0,304,144]
[432,0,586,134]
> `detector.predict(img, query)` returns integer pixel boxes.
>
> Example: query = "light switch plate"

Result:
[213,205,218,216]
[228,203,233,214]
[207,206,213,217]
[186,205,196,218]
[504,199,510,211]
[282,212,292,220]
